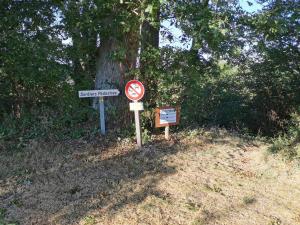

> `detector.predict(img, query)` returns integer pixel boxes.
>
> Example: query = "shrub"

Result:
[269,112,300,160]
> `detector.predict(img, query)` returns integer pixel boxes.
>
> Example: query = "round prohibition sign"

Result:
[125,80,145,101]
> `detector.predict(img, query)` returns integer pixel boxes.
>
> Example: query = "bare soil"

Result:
[1,129,300,225]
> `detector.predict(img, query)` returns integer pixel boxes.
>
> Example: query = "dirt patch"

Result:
[1,129,300,225]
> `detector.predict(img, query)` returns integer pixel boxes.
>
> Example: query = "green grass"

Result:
[185,201,201,212]
[83,215,96,225]
[0,208,20,225]
[0,208,6,223]
[242,196,256,205]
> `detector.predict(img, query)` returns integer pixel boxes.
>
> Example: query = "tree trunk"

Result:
[95,38,124,90]
[95,34,138,129]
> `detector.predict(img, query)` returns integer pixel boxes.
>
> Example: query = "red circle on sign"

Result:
[125,80,145,101]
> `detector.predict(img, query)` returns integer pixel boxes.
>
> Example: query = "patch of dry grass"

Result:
[0,129,300,225]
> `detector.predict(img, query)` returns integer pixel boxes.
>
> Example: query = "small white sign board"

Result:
[130,102,144,111]
[160,108,177,124]
[78,89,120,98]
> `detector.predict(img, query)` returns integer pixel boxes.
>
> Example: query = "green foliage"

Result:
[243,196,256,205]
[156,0,300,140]
[0,208,6,221]
[0,93,98,150]
[0,0,299,160]
[83,215,96,225]
[0,1,68,115]
[269,112,300,160]
[142,128,152,144]
[0,207,19,225]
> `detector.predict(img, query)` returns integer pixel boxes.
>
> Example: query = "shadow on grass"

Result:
[0,136,182,224]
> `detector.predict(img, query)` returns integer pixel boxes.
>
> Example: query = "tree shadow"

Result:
[0,137,182,224]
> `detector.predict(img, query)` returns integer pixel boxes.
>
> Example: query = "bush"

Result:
[0,96,99,151]
[269,112,300,160]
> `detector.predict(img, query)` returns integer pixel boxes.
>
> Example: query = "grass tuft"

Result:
[242,196,256,205]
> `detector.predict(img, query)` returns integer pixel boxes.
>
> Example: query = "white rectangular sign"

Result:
[78,89,120,98]
[160,108,177,124]
[130,102,144,111]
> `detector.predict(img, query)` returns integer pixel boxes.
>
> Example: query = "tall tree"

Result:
[94,1,140,127]
[60,0,98,90]
[239,0,300,134]
[0,1,66,119]
[140,0,160,116]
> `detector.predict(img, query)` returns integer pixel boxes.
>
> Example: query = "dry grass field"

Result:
[1,129,300,225]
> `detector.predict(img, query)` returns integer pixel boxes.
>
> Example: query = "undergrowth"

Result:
[269,113,300,160]
[0,106,99,151]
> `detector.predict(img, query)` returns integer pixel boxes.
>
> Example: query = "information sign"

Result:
[155,107,180,128]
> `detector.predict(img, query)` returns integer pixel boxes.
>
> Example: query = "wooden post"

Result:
[165,125,170,140]
[99,97,105,135]
[134,101,142,147]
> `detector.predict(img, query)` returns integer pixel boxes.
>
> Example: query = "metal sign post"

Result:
[125,80,145,148]
[78,89,120,135]
[99,97,105,135]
